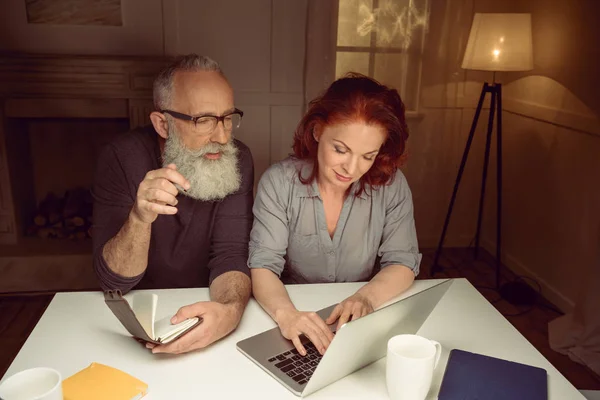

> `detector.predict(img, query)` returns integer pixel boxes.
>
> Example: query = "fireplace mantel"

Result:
[0,53,168,100]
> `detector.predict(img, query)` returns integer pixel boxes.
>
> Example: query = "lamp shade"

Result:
[461,13,533,72]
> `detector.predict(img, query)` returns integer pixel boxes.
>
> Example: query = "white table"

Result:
[1,278,585,399]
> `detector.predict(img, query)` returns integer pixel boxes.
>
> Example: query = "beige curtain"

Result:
[548,225,600,376]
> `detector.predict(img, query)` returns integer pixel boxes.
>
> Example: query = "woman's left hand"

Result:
[325,292,374,331]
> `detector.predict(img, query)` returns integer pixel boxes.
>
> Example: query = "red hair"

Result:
[292,73,409,196]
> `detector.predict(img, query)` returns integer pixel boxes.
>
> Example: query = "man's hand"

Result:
[326,292,374,331]
[147,301,242,354]
[275,309,334,356]
[131,164,190,224]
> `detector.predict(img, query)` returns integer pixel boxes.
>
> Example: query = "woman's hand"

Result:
[275,309,334,356]
[325,292,374,331]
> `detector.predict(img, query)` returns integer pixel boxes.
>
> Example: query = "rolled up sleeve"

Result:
[248,164,289,277]
[92,144,145,293]
[207,145,255,285]
[378,171,422,276]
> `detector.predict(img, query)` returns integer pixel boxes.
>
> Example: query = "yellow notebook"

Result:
[62,362,148,400]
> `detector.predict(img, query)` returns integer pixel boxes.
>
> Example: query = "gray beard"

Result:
[162,123,241,201]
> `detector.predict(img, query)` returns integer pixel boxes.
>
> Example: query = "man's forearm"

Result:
[357,265,415,309]
[210,271,252,321]
[102,211,152,278]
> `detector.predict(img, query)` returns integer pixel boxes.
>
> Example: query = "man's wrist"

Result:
[128,208,152,227]
[221,302,245,327]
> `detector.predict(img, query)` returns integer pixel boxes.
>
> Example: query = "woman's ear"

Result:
[312,125,322,143]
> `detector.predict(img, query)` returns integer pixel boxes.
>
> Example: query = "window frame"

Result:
[333,0,428,116]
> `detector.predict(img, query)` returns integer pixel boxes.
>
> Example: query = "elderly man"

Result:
[92,54,254,354]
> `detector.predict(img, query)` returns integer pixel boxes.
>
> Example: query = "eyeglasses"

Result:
[161,108,244,135]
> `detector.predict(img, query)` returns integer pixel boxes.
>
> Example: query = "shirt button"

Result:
[328,250,335,255]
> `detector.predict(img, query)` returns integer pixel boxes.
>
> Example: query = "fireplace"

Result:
[0,54,167,292]
[10,117,129,241]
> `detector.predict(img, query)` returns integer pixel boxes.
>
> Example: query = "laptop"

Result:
[237,279,452,397]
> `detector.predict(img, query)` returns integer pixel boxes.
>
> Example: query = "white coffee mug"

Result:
[0,367,63,400]
[386,334,442,400]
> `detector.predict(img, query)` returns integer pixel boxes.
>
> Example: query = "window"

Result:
[335,0,429,113]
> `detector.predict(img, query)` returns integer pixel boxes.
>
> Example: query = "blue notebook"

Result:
[438,349,548,400]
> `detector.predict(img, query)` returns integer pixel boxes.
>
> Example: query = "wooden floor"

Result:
[0,293,53,379]
[1,247,599,391]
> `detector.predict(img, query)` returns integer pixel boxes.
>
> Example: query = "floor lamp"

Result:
[431,13,536,305]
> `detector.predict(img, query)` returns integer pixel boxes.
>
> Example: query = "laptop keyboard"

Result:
[268,342,322,385]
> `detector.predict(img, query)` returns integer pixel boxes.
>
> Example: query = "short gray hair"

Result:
[153,54,222,110]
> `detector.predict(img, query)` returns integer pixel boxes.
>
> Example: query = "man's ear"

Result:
[150,111,169,139]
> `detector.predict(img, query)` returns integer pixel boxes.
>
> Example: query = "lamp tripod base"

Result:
[498,281,537,306]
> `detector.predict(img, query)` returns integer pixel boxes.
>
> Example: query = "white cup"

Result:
[0,367,63,400]
[386,334,441,400]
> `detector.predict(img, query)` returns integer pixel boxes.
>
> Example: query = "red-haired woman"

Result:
[248,73,422,356]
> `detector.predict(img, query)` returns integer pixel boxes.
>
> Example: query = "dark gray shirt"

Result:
[248,158,421,284]
[92,125,254,293]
